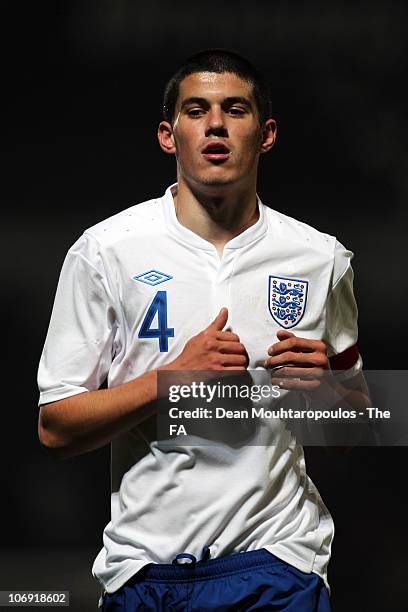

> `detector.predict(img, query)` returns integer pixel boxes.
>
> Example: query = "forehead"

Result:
[176,71,254,105]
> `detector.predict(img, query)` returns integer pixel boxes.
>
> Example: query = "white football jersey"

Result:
[38,183,361,594]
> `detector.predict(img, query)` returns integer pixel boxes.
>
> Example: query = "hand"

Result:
[264,330,329,393]
[163,307,249,372]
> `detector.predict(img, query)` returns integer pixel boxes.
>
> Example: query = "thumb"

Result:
[208,307,228,331]
[277,329,295,341]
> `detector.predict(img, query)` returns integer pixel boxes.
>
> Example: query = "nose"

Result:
[205,105,227,137]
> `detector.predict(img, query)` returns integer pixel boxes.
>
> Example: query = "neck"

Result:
[172,176,259,252]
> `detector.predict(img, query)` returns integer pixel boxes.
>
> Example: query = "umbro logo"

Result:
[132,269,173,286]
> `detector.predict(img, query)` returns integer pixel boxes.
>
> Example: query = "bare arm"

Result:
[38,308,247,459]
[38,370,158,459]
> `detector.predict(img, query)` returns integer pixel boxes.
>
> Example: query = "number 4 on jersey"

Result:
[138,291,174,352]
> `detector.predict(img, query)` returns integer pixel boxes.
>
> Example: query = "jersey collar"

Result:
[162,183,268,251]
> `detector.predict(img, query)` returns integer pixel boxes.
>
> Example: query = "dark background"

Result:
[2,1,407,610]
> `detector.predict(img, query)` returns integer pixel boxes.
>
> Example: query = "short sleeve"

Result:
[38,233,118,405]
[324,240,362,378]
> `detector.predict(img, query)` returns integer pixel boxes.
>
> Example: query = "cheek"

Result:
[236,133,261,162]
[174,140,198,166]
[236,126,261,149]
[174,125,200,153]
[247,129,262,148]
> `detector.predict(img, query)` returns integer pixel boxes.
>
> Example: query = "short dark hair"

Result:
[163,49,271,125]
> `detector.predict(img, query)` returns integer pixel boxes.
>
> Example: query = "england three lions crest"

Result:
[268,276,308,329]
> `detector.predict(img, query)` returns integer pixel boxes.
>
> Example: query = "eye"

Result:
[187,108,205,117]
[227,107,247,116]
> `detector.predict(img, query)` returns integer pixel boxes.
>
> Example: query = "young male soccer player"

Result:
[38,49,369,610]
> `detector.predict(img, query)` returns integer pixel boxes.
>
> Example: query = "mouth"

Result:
[201,142,231,163]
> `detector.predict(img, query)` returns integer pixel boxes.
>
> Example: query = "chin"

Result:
[195,170,239,188]
[201,177,235,187]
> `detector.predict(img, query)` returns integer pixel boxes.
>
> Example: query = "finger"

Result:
[273,378,321,391]
[218,353,248,367]
[268,337,326,356]
[269,366,325,380]
[265,351,328,369]
[207,307,229,332]
[216,331,241,343]
[219,341,247,355]
[276,330,295,340]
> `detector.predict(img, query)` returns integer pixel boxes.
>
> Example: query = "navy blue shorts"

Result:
[101,548,330,611]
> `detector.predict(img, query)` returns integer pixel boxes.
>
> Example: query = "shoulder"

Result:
[83,195,165,249]
[262,203,354,284]
[64,193,167,264]
[263,204,335,253]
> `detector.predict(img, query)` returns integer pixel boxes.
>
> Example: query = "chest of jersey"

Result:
[107,229,333,384]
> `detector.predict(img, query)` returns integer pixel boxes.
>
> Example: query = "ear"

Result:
[158,121,176,155]
[260,119,277,154]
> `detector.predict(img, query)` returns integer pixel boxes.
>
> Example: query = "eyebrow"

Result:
[180,96,253,110]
